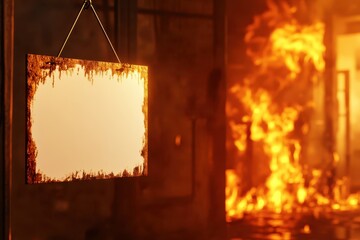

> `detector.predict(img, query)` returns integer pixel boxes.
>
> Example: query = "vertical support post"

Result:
[128,0,137,61]
[114,0,137,62]
[112,1,139,239]
[245,122,253,192]
[1,0,13,239]
[334,70,350,193]
[209,0,226,238]
[191,117,197,199]
[0,1,5,235]
[324,11,336,174]
[112,178,138,240]
[345,72,350,178]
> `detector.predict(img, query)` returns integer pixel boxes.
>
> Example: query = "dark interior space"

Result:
[3,0,360,239]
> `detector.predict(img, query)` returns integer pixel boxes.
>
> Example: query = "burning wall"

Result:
[226,0,359,221]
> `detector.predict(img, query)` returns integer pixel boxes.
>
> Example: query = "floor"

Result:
[227,210,360,240]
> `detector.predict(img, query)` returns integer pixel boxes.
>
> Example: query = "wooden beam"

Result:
[114,0,137,62]
[137,8,213,20]
[0,0,4,235]
[1,0,13,238]
[323,9,336,191]
[208,0,226,238]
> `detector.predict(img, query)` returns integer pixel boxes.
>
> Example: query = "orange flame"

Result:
[226,0,359,221]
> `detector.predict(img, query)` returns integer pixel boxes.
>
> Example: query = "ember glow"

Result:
[26,55,148,183]
[226,0,359,221]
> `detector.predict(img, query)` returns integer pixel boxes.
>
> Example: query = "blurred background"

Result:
[3,0,360,239]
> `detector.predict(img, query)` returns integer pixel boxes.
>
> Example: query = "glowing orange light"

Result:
[26,54,148,183]
[226,0,359,221]
[302,225,311,234]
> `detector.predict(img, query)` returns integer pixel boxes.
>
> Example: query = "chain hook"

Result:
[84,0,92,10]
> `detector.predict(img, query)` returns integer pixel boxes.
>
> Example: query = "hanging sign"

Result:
[26,54,148,183]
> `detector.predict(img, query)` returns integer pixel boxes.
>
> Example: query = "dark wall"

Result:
[13,1,117,239]
[12,0,225,239]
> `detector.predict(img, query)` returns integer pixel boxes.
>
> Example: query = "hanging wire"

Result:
[89,2,121,64]
[57,0,122,64]
[57,1,87,58]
